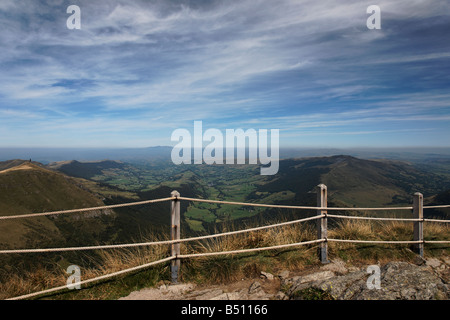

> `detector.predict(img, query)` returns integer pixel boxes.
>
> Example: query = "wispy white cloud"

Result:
[0,0,449,147]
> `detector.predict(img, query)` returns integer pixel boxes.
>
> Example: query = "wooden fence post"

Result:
[170,190,181,283]
[317,184,329,264]
[413,192,424,257]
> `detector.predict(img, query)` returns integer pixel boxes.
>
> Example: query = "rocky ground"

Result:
[119,255,449,300]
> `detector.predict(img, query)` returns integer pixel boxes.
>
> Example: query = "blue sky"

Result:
[0,0,449,148]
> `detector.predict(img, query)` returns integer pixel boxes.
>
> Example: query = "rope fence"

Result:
[0,214,325,254]
[0,197,176,220]
[6,256,176,301]
[1,184,449,300]
[177,196,416,211]
[178,239,326,259]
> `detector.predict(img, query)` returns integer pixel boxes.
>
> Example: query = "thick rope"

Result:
[327,214,422,222]
[424,218,450,223]
[178,239,325,259]
[1,195,448,221]
[328,239,449,244]
[328,238,422,244]
[423,204,450,209]
[7,256,175,300]
[0,197,176,220]
[0,214,325,254]
[424,240,450,244]
[7,239,325,300]
[1,211,448,254]
[178,196,414,211]
[3,195,448,301]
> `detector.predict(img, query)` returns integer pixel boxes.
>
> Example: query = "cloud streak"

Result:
[0,0,449,148]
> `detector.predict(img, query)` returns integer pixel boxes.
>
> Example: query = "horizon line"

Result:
[1,146,450,150]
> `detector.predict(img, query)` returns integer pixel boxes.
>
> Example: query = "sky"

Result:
[0,0,449,149]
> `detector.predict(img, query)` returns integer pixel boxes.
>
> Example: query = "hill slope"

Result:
[0,161,112,249]
[425,189,450,219]
[26,155,450,233]
[249,155,450,208]
[47,160,127,180]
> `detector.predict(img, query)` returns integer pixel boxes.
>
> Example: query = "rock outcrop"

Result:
[119,257,449,300]
[284,259,449,300]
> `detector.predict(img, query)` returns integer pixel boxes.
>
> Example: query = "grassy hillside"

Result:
[0,162,113,249]
[47,159,182,191]
[250,155,449,206]
[425,189,450,219]
[0,161,130,290]
[0,162,106,214]
[0,159,207,250]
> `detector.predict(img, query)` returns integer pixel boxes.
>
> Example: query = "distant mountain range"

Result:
[0,146,174,163]
[1,146,450,164]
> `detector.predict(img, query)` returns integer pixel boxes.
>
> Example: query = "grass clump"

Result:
[1,216,448,300]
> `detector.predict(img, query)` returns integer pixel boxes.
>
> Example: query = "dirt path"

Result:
[119,276,284,300]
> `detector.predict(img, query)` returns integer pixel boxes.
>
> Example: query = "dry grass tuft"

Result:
[0,217,448,299]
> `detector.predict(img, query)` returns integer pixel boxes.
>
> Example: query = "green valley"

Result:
[45,155,450,232]
[0,154,449,299]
